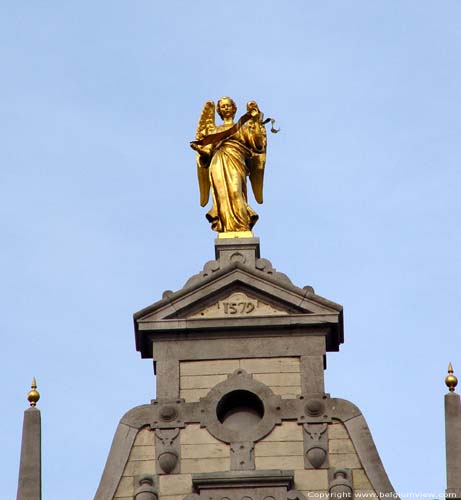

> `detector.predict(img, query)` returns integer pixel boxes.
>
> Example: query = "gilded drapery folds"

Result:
[190,97,269,234]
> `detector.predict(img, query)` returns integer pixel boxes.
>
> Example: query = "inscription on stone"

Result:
[188,291,288,319]
[220,298,256,315]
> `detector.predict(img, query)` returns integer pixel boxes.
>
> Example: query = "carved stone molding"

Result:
[184,259,221,288]
[96,396,398,500]
[230,442,255,471]
[150,399,195,429]
[182,238,297,291]
[303,422,328,469]
[199,369,283,444]
[190,470,295,500]
[155,428,180,474]
[255,258,294,288]
[297,397,332,425]
[148,394,333,435]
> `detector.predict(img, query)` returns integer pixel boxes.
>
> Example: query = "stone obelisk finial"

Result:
[446,362,458,393]
[16,378,41,500]
[27,377,40,406]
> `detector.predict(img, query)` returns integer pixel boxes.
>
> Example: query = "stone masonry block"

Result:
[271,386,301,398]
[352,469,373,490]
[294,470,329,491]
[240,357,300,374]
[180,374,227,389]
[260,422,303,442]
[115,476,134,498]
[122,459,155,477]
[156,360,180,400]
[253,373,301,387]
[255,455,304,470]
[281,393,298,400]
[159,473,192,495]
[180,360,239,376]
[255,441,303,457]
[328,423,349,439]
[181,457,230,473]
[181,424,221,445]
[179,388,210,402]
[128,445,155,461]
[329,439,356,454]
[133,428,156,447]
[181,443,229,459]
[329,453,361,469]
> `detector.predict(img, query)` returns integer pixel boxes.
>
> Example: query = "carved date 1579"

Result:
[221,301,256,314]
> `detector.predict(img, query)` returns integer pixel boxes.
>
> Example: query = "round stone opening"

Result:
[216,390,264,430]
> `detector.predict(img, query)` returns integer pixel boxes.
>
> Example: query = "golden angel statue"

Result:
[190,97,270,234]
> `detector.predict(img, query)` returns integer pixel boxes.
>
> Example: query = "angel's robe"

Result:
[200,123,265,233]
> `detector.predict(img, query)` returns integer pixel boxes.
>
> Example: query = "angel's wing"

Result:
[196,100,215,140]
[248,153,266,204]
[196,101,216,207]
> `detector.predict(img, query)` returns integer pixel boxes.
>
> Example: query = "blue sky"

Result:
[2,2,461,498]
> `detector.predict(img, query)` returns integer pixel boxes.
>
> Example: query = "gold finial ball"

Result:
[445,363,458,393]
[27,377,40,407]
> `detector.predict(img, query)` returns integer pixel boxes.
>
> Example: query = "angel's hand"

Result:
[191,142,212,158]
[247,101,261,120]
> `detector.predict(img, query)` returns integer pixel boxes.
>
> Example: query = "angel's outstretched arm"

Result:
[191,142,212,161]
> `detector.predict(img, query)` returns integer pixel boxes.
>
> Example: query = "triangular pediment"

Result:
[134,241,344,356]
[135,263,341,324]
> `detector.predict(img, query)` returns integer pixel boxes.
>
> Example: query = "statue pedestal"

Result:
[214,236,260,267]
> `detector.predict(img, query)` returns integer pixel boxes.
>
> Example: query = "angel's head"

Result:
[217,97,237,121]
